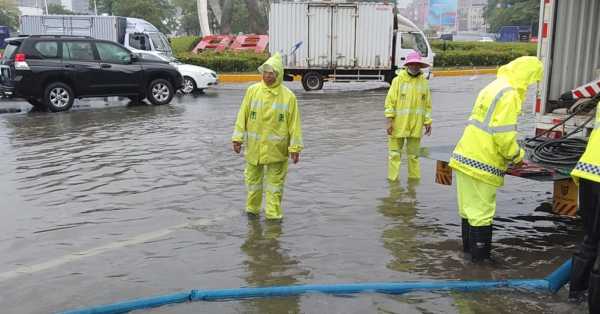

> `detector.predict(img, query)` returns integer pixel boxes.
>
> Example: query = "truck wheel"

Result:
[44,82,74,112]
[147,79,174,105]
[302,72,323,91]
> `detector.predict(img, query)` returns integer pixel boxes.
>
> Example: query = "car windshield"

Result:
[149,33,171,53]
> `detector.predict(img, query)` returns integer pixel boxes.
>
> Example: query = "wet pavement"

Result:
[0,77,589,313]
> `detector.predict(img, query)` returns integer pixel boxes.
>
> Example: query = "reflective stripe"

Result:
[250,101,263,110]
[232,131,244,139]
[290,137,303,146]
[574,162,600,176]
[268,134,287,142]
[245,132,259,140]
[265,184,283,193]
[468,87,515,134]
[385,108,395,114]
[396,108,427,116]
[468,121,517,133]
[246,184,263,192]
[389,151,401,156]
[272,103,288,110]
[452,153,505,177]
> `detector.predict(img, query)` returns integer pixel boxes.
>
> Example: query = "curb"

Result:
[218,68,498,83]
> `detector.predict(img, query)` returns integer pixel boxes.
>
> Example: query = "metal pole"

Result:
[94,0,98,15]
[44,0,48,14]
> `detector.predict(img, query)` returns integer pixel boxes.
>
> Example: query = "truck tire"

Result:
[43,82,74,112]
[302,72,324,91]
[147,79,174,105]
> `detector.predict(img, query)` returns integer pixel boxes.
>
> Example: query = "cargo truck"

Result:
[269,2,434,91]
[19,15,173,57]
[535,0,599,139]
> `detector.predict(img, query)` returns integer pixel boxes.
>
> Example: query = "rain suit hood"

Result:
[258,53,284,90]
[497,56,543,102]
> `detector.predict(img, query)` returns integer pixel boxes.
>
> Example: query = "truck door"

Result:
[307,4,331,67]
[332,5,357,68]
[396,32,431,66]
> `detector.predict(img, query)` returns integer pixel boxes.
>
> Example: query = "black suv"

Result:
[0,35,183,112]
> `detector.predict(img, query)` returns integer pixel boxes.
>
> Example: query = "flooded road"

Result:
[0,76,588,313]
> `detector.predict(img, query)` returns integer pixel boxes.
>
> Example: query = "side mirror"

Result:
[131,53,139,62]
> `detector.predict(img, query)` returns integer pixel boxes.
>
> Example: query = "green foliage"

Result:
[171,36,202,54]
[176,51,269,73]
[113,0,176,33]
[91,0,175,33]
[47,3,76,15]
[172,0,200,35]
[0,0,19,31]
[484,0,539,33]
[90,0,115,15]
[431,41,537,67]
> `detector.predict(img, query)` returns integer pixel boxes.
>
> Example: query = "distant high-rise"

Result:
[458,0,487,32]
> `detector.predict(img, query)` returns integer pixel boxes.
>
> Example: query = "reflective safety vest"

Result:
[449,78,525,187]
[385,69,432,138]
[571,105,600,183]
[232,83,303,165]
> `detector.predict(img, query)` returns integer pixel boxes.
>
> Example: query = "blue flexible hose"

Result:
[59,259,572,314]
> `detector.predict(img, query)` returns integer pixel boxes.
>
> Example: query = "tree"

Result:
[484,0,539,34]
[173,0,201,35]
[112,0,176,33]
[90,0,115,15]
[48,4,77,15]
[0,0,19,31]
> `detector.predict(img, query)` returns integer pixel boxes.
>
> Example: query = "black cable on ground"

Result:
[523,98,596,167]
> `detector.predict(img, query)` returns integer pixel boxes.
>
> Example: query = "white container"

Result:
[269,2,394,70]
[20,15,121,42]
[534,0,600,135]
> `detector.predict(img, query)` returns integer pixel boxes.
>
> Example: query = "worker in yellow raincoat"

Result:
[449,56,543,262]
[568,104,600,312]
[232,53,303,220]
[385,50,432,181]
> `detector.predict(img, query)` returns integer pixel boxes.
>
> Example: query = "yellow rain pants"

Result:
[456,170,497,227]
[245,161,288,220]
[388,137,421,181]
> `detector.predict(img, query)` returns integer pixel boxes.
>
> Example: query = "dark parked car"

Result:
[0,35,183,112]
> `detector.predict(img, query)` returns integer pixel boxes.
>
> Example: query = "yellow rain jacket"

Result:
[232,53,304,165]
[449,56,543,187]
[571,106,600,183]
[385,69,432,138]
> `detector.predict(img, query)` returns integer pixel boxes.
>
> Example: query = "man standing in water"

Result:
[385,50,432,182]
[449,56,543,262]
[232,53,304,220]
[568,102,600,313]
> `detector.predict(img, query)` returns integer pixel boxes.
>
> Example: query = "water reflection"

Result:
[379,179,420,273]
[240,219,301,314]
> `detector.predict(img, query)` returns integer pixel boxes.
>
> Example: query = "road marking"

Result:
[0,212,240,282]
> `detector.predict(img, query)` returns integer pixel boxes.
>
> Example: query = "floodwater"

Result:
[0,76,589,313]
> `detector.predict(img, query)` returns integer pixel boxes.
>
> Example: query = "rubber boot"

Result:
[469,225,492,262]
[588,271,600,314]
[569,255,595,302]
[461,219,470,253]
